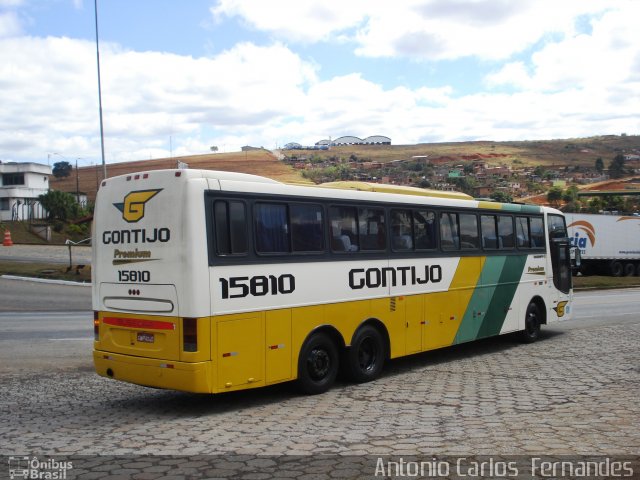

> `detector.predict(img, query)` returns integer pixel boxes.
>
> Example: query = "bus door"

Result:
[547,214,573,318]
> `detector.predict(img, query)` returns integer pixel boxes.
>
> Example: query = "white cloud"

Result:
[486,3,640,97]
[212,0,611,61]
[211,0,367,43]
[0,10,21,37]
[0,36,318,161]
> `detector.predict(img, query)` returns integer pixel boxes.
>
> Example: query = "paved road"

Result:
[0,287,638,478]
[0,277,91,312]
[0,244,92,264]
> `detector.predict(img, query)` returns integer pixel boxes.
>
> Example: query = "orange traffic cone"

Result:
[3,229,13,246]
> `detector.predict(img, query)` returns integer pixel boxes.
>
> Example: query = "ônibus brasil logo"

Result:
[113,189,163,223]
[568,220,595,249]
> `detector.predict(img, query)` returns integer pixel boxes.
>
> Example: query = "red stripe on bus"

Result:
[103,317,175,330]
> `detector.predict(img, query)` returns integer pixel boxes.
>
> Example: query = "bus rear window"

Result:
[214,200,248,256]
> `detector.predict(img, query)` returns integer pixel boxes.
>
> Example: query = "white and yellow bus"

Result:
[92,169,574,394]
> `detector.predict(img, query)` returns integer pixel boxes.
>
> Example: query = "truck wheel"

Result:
[624,263,635,277]
[610,261,623,277]
[636,264,640,277]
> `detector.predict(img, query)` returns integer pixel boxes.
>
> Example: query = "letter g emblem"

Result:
[113,189,163,223]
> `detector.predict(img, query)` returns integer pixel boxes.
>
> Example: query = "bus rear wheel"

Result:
[297,332,339,395]
[520,302,541,343]
[345,325,385,383]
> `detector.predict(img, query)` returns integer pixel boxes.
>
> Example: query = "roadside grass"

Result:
[0,261,91,283]
[573,275,640,290]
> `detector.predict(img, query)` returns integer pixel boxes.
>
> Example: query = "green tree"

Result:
[546,186,563,207]
[38,190,77,221]
[451,176,477,195]
[608,154,626,179]
[533,165,546,177]
[562,185,579,203]
[52,161,72,178]
[586,197,603,213]
[595,157,604,174]
[490,191,513,203]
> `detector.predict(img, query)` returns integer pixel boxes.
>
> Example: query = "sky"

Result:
[0,0,639,166]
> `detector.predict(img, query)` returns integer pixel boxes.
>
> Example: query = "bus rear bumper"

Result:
[94,350,213,394]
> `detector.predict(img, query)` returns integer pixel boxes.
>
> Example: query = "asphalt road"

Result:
[0,277,91,312]
[0,244,92,265]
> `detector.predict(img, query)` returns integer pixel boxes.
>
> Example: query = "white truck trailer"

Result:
[565,213,640,276]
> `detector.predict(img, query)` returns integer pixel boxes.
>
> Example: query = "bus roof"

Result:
[318,181,473,200]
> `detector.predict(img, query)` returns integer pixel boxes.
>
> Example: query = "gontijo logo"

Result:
[568,220,595,249]
[113,189,163,223]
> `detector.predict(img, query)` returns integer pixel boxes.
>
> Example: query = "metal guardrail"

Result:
[64,237,91,272]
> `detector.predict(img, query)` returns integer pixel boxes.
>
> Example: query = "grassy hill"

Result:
[51,149,304,203]
[285,135,640,168]
[49,135,640,203]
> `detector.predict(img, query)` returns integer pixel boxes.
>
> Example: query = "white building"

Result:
[0,162,51,221]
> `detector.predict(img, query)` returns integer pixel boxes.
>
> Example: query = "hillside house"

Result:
[0,162,51,221]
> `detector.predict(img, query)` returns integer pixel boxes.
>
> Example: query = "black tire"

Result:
[345,325,386,383]
[520,302,541,343]
[624,263,635,277]
[296,332,339,395]
[636,264,640,277]
[610,261,623,277]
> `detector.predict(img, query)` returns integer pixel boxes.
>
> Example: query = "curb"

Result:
[1,275,91,287]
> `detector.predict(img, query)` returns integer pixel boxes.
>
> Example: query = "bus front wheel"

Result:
[297,332,339,395]
[520,302,541,343]
[345,325,385,383]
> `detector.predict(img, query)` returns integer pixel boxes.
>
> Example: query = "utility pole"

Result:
[94,0,107,182]
[75,158,80,203]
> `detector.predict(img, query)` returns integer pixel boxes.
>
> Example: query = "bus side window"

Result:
[440,212,460,250]
[414,210,436,250]
[481,214,498,249]
[329,206,358,252]
[459,213,479,250]
[497,215,514,249]
[530,217,545,248]
[291,204,324,253]
[214,200,247,256]
[516,216,530,248]
[255,203,289,254]
[358,207,386,251]
[391,210,413,251]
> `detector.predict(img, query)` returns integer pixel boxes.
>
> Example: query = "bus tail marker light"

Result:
[183,317,198,352]
[93,311,100,340]
[222,352,238,358]
[269,344,285,350]
[160,363,174,369]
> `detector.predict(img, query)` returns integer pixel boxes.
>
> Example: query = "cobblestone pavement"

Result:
[0,316,638,478]
[0,244,92,265]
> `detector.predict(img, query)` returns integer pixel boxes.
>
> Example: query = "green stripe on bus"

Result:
[477,255,528,338]
[499,203,542,214]
[454,256,506,343]
[454,255,528,343]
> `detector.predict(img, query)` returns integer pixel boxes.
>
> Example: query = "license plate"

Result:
[137,332,154,343]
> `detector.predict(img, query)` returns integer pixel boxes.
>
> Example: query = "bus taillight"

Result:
[93,311,100,341]
[183,318,197,352]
